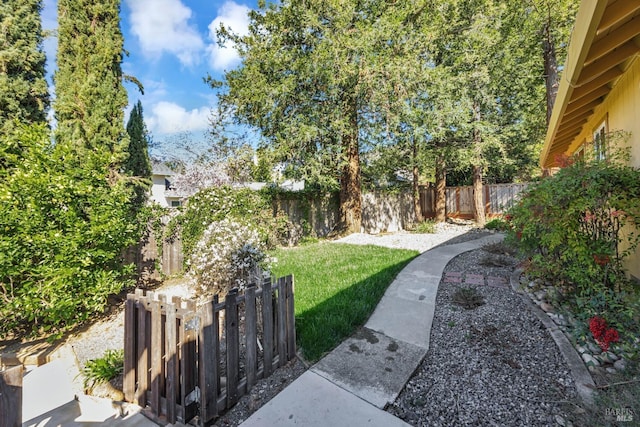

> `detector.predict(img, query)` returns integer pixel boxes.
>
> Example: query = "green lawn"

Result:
[270,242,419,362]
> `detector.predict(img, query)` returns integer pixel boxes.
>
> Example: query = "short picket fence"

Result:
[123,275,296,425]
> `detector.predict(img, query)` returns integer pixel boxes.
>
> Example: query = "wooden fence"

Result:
[0,365,22,427]
[123,275,296,426]
[420,183,528,219]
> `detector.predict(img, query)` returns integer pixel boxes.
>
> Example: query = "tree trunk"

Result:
[434,148,446,223]
[542,20,559,124]
[472,164,485,226]
[472,102,486,227]
[339,117,361,234]
[412,136,424,223]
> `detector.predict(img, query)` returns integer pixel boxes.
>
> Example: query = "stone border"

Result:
[509,268,595,405]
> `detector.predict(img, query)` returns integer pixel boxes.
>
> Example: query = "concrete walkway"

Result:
[241,233,503,427]
[20,345,162,427]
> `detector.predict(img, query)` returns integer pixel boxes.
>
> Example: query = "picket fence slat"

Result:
[123,295,136,403]
[285,276,296,361]
[276,277,287,368]
[245,285,258,389]
[123,274,296,425]
[165,300,177,424]
[225,289,240,407]
[262,278,274,378]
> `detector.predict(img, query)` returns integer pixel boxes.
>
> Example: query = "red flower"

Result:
[589,316,607,340]
[593,254,610,266]
[604,328,619,344]
[504,214,512,221]
[589,316,620,351]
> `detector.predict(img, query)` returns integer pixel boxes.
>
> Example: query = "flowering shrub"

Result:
[187,220,275,298]
[165,185,297,263]
[506,140,640,349]
[589,316,620,351]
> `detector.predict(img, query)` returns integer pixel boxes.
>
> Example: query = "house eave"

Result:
[540,0,640,169]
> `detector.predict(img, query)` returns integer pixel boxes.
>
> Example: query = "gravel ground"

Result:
[387,245,578,426]
[59,223,578,426]
[334,220,483,252]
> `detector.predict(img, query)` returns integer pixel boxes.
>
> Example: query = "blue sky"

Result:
[41,0,258,148]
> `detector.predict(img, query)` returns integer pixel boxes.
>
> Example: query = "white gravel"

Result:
[332,222,481,253]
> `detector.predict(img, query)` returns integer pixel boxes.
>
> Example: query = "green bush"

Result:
[484,218,509,231]
[0,125,145,338]
[507,146,640,341]
[165,185,297,264]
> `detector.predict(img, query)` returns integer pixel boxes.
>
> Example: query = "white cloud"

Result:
[125,0,204,66]
[146,101,211,135]
[207,1,251,71]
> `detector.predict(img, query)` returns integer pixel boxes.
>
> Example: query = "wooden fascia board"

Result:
[540,1,608,168]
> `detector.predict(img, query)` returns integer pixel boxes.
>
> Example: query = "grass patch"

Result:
[410,220,437,234]
[271,242,418,362]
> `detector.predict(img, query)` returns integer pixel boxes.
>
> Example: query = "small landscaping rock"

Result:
[535,290,547,301]
[540,302,554,313]
[555,414,567,426]
[606,367,617,374]
[581,353,600,367]
[614,359,627,371]
[586,342,602,355]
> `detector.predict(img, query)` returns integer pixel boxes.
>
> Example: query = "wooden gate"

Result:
[419,183,528,219]
[123,275,296,425]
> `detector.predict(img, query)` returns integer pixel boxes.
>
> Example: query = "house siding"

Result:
[566,58,640,280]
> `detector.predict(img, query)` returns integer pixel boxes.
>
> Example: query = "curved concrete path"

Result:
[241,233,504,427]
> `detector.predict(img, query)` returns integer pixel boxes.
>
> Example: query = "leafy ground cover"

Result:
[270,242,418,362]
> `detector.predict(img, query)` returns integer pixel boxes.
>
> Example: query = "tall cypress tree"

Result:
[125,100,152,207]
[53,0,129,170]
[0,0,49,138]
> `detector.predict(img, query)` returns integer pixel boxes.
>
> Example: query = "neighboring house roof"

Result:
[151,161,176,177]
[540,0,640,169]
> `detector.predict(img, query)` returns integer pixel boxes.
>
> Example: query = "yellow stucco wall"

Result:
[567,57,640,279]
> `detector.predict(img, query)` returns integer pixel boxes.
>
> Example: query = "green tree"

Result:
[125,100,152,207]
[211,0,424,233]
[0,0,49,139]
[54,0,129,172]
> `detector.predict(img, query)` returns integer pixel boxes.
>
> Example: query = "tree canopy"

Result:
[0,0,49,139]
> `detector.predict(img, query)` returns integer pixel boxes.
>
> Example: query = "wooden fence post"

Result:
[135,292,149,408]
[245,284,258,389]
[0,365,22,427]
[225,289,240,407]
[276,277,287,367]
[123,294,137,403]
[262,278,274,377]
[165,298,178,423]
[199,296,219,424]
[285,275,296,361]
[150,298,162,415]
